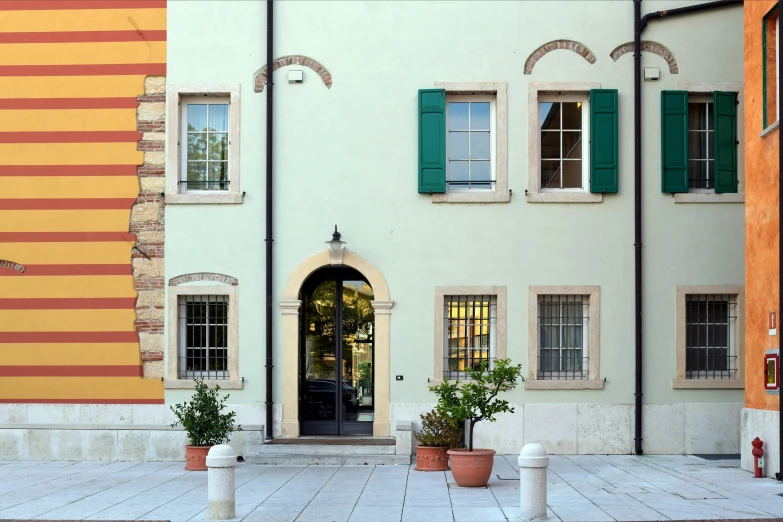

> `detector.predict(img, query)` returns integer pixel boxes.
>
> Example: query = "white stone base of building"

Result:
[741,407,780,478]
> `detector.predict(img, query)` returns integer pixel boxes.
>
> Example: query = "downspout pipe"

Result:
[265,0,274,442]
[633,0,743,456]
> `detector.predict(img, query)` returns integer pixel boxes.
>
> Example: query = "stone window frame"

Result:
[431,82,509,203]
[432,286,507,383]
[672,83,744,204]
[673,285,745,389]
[166,84,242,205]
[527,82,602,204]
[526,286,603,390]
[165,282,241,389]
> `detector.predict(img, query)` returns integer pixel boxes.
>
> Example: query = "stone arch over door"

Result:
[280,249,392,437]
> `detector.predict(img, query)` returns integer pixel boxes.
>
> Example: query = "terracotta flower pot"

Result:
[447,448,496,487]
[185,445,212,471]
[415,446,450,471]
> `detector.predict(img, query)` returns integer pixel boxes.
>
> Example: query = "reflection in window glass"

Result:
[185,101,229,191]
[447,98,493,191]
[539,100,584,190]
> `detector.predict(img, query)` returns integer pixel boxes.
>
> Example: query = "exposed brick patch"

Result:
[610,40,679,74]
[141,351,164,361]
[254,55,333,93]
[137,94,165,103]
[169,272,239,286]
[523,40,597,75]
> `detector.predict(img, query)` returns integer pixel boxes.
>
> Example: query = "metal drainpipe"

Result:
[265,0,274,442]
[632,0,743,456]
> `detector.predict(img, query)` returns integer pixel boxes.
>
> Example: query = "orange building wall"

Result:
[0,1,165,403]
[745,0,780,412]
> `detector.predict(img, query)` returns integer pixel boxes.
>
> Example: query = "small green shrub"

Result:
[414,409,463,449]
[170,378,241,446]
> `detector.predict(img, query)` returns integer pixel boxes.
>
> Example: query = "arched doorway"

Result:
[299,266,375,435]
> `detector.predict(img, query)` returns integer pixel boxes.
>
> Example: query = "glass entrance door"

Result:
[300,268,374,435]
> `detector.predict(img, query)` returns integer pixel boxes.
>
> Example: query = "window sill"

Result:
[671,378,744,389]
[761,120,779,138]
[526,191,602,204]
[672,192,744,204]
[165,193,243,205]
[524,379,604,390]
[164,379,243,390]
[432,191,510,204]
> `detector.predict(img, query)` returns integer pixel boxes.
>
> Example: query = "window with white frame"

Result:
[537,295,588,380]
[181,98,230,192]
[178,295,229,379]
[539,94,588,191]
[446,95,496,191]
[687,97,715,190]
[443,294,497,379]
[685,294,738,379]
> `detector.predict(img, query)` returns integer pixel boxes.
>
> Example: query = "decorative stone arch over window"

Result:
[169,273,238,286]
[280,249,392,438]
[254,55,333,93]
[524,40,597,75]
[610,41,679,74]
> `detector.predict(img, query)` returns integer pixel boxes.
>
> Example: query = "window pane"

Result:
[541,160,561,189]
[707,103,714,131]
[209,104,229,132]
[208,133,228,161]
[187,133,207,161]
[448,132,469,160]
[209,162,228,190]
[689,131,707,160]
[471,160,490,181]
[448,102,469,131]
[540,102,560,130]
[449,161,469,182]
[562,132,582,159]
[187,162,207,189]
[562,160,583,188]
[689,160,709,189]
[541,131,560,159]
[187,104,208,132]
[561,102,582,130]
[688,103,707,131]
[470,102,490,130]
[470,132,490,159]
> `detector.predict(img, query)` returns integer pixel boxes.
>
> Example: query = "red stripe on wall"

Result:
[0,63,166,77]
[0,365,143,377]
[0,30,166,44]
[0,131,141,143]
[0,264,132,276]
[0,198,137,210]
[0,332,139,343]
[0,98,139,110]
[0,165,138,176]
[0,399,164,404]
[0,232,136,242]
[0,298,136,309]
[0,1,166,10]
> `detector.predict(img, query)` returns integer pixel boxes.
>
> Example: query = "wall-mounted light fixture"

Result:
[326,225,346,265]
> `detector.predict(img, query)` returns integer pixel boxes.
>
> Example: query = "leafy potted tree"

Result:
[413,409,462,472]
[429,358,522,487]
[170,378,241,471]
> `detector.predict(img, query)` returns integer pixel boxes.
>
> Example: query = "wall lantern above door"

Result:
[326,225,346,265]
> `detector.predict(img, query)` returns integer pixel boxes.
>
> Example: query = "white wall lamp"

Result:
[326,225,346,265]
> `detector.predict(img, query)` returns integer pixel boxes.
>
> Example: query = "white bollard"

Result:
[206,444,237,520]
[518,443,549,521]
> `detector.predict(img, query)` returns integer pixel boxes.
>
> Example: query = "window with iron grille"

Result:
[178,295,229,379]
[537,295,588,379]
[685,294,737,379]
[443,295,497,379]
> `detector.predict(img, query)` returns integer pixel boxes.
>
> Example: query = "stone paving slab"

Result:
[0,456,779,521]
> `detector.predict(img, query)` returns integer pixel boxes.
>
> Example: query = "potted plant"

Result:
[413,409,462,472]
[170,378,241,471]
[429,358,522,487]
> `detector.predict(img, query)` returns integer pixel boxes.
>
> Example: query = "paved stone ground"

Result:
[0,455,781,521]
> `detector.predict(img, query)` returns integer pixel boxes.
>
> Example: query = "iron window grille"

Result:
[687,98,715,190]
[443,295,497,380]
[178,294,229,379]
[537,295,589,380]
[446,95,496,191]
[685,294,737,379]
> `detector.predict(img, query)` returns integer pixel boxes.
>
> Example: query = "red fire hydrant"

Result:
[752,437,764,478]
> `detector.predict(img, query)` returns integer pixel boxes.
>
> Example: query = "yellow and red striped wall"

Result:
[0,0,165,404]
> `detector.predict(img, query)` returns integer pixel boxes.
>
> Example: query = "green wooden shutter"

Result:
[713,91,738,194]
[418,89,446,193]
[661,90,689,193]
[589,89,619,193]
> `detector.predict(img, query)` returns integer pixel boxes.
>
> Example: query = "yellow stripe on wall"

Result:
[0,8,166,33]
[0,210,132,232]
[0,176,139,199]
[0,309,136,332]
[0,343,141,365]
[0,377,163,401]
[0,144,142,166]
[0,76,146,99]
[0,276,135,299]
[0,242,134,265]
[0,109,137,133]
[0,42,166,66]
